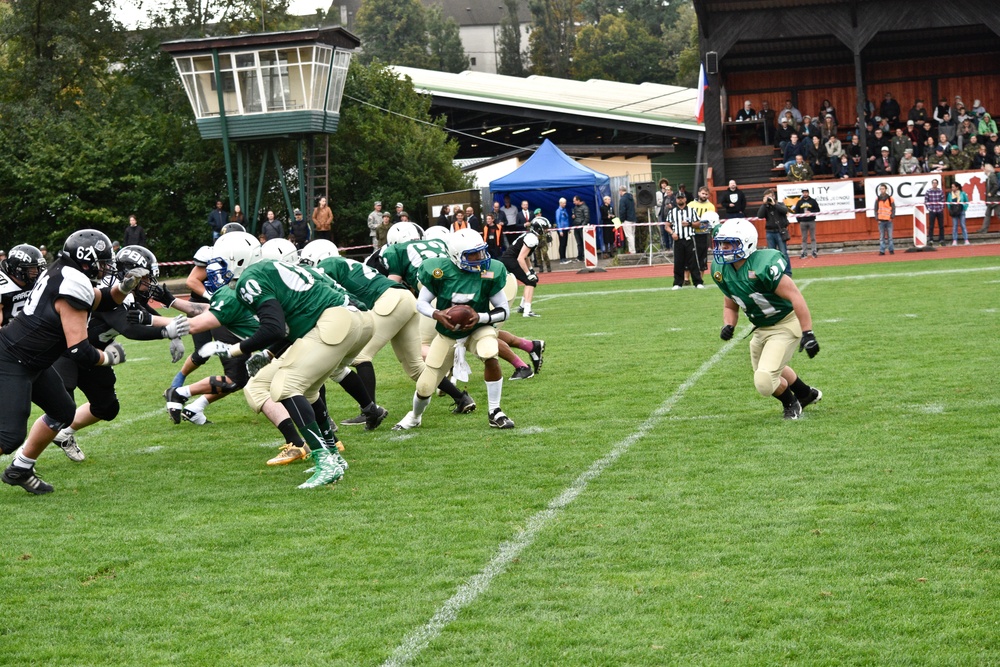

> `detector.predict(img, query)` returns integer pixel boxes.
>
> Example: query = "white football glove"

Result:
[100,342,126,366]
[162,315,190,339]
[198,341,232,360]
[169,337,185,363]
[118,268,149,295]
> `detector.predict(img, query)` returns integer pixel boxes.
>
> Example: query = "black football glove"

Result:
[799,330,819,358]
[126,309,153,326]
[720,324,735,341]
[150,283,176,307]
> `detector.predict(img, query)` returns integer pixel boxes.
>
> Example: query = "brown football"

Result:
[445,304,479,329]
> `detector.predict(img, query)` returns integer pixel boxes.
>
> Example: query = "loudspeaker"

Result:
[706,51,719,75]
[635,182,656,207]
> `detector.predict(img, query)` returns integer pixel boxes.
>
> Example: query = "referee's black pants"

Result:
[672,238,703,287]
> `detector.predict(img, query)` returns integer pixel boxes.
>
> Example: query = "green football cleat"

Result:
[297,449,344,489]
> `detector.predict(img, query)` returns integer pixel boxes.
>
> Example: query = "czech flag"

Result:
[696,62,707,123]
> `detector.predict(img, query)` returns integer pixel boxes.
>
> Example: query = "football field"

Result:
[3,256,999,666]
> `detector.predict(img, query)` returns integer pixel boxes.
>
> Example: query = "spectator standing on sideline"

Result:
[367,201,384,249]
[721,180,747,219]
[231,204,246,227]
[793,188,820,258]
[288,208,310,250]
[312,197,333,241]
[261,210,284,242]
[450,209,469,233]
[123,215,147,248]
[757,188,793,275]
[947,182,969,246]
[208,200,227,240]
[655,180,675,250]
[515,200,532,236]
[436,205,451,229]
[500,195,518,231]
[600,195,615,257]
[376,212,392,248]
[39,245,54,265]
[690,186,717,272]
[924,178,946,244]
[466,206,482,233]
[555,198,571,264]
[482,213,505,260]
[392,202,405,223]
[664,192,703,290]
[571,195,590,262]
[979,164,998,233]
[874,184,896,255]
[617,185,637,254]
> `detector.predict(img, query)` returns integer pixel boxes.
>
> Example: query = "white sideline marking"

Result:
[381,331,747,667]
[518,425,547,435]
[137,446,163,454]
[534,265,1000,301]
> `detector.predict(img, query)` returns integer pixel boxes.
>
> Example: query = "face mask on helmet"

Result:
[712,219,758,264]
[2,244,46,289]
[62,229,115,284]
[211,232,261,284]
[220,222,246,235]
[448,229,491,272]
[203,259,230,294]
[299,239,340,267]
[115,245,159,295]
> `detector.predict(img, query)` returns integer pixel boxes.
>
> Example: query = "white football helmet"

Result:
[299,239,340,267]
[713,218,758,264]
[448,228,490,272]
[386,222,423,245]
[700,210,720,233]
[260,238,299,265]
[422,225,451,242]
[211,231,261,282]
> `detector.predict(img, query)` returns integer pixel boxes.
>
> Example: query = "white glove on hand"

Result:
[198,341,232,359]
[119,268,149,295]
[169,337,185,363]
[162,315,190,339]
[245,350,273,377]
[100,342,126,366]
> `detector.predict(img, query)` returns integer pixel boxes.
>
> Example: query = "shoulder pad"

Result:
[59,266,96,308]
[193,245,215,266]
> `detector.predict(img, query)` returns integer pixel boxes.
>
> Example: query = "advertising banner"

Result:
[952,171,987,219]
[863,174,938,217]
[777,181,855,222]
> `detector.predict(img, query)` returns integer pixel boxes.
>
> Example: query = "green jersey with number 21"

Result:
[711,249,793,327]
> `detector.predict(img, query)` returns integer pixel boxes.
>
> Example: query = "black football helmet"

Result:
[220,222,246,235]
[1,244,46,289]
[61,229,115,284]
[116,245,158,295]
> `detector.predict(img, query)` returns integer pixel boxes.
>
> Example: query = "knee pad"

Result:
[754,370,780,398]
[330,366,352,383]
[90,399,120,422]
[474,335,499,361]
[42,414,70,433]
[209,375,239,394]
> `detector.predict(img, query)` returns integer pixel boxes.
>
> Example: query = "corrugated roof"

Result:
[390,66,704,134]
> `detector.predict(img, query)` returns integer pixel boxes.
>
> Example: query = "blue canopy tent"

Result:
[489,139,612,250]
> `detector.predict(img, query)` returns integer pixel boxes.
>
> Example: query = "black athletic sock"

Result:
[437,377,464,401]
[775,388,798,407]
[277,418,305,447]
[355,361,376,403]
[280,396,326,450]
[789,378,812,402]
[339,370,373,409]
[310,397,336,443]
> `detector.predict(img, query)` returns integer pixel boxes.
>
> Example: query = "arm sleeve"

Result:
[415,286,436,319]
[235,299,287,354]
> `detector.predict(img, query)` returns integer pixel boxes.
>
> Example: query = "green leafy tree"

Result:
[572,14,666,83]
[328,61,469,242]
[661,1,699,87]
[355,0,431,69]
[527,0,578,78]
[426,5,470,73]
[578,0,685,38]
[497,0,527,77]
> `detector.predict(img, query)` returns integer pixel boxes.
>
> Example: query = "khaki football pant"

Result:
[415,326,499,397]
[352,288,424,382]
[749,312,802,397]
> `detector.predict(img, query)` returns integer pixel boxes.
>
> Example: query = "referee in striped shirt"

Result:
[664,192,704,289]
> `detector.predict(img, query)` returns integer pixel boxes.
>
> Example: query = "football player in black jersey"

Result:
[0,244,46,325]
[0,230,148,494]
[49,246,190,461]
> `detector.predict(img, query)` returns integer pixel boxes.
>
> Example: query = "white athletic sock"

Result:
[519,296,526,308]
[486,379,502,412]
[522,302,532,314]
[54,426,76,443]
[412,392,431,418]
[12,451,36,469]
[189,396,209,412]
[177,386,193,399]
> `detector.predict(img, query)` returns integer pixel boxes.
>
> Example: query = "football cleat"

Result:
[529,340,545,374]
[332,449,349,471]
[800,387,823,410]
[523,310,541,318]
[364,404,389,431]
[783,398,803,420]
[297,449,344,489]
[182,409,212,425]
[2,464,54,495]
[515,306,524,314]
[488,408,515,429]
[340,413,368,426]
[54,432,85,462]
[392,411,422,431]
[267,443,311,466]
[451,390,477,414]
[509,366,534,381]
[164,387,187,424]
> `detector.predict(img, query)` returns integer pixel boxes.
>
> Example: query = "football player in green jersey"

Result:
[393,228,516,430]
[199,232,378,489]
[711,219,822,420]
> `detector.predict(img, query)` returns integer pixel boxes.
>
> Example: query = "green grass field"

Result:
[3,256,1000,666]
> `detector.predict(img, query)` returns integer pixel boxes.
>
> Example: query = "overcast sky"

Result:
[114,1,331,28]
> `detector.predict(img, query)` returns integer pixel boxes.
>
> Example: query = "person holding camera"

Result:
[757,189,793,276]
